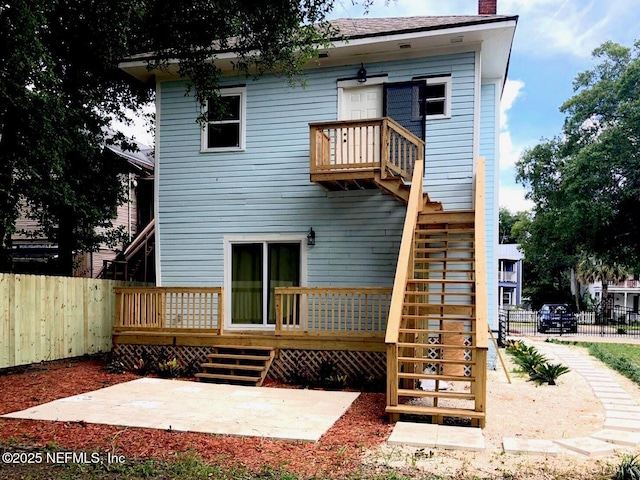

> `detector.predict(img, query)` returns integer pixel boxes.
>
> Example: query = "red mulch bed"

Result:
[0,356,392,478]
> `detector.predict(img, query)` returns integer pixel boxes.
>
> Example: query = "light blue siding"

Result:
[480,83,498,342]
[157,52,477,287]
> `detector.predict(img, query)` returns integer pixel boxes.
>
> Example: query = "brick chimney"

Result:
[479,0,497,14]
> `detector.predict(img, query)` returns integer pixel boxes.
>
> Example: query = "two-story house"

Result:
[498,243,524,309]
[114,1,517,426]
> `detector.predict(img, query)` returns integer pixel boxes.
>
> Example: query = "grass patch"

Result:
[547,339,640,387]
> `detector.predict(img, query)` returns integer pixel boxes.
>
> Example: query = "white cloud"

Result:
[499,79,525,170]
[499,185,534,213]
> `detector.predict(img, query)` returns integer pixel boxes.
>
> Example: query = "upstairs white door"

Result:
[339,85,383,165]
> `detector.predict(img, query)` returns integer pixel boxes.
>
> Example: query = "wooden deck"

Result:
[113,286,390,352]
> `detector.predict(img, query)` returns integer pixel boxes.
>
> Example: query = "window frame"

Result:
[224,235,307,330]
[201,86,247,153]
[423,76,452,120]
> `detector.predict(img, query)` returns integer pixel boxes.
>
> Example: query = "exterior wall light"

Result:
[357,63,367,83]
[307,227,316,246]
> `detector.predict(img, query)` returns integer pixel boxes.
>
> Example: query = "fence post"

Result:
[506,309,510,335]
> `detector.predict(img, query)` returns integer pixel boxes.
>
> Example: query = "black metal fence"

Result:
[499,305,640,338]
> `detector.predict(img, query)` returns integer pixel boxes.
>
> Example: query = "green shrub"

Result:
[615,454,640,480]
[157,357,181,378]
[529,362,570,385]
[513,351,548,375]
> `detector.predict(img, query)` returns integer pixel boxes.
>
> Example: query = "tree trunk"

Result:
[57,206,75,276]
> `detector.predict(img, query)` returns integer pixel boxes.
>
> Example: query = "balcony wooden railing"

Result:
[309,117,424,182]
[114,287,223,333]
[274,287,391,336]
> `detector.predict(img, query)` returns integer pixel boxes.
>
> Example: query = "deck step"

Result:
[198,345,275,387]
[386,404,485,420]
[200,362,265,371]
[195,372,261,384]
[398,372,475,382]
[397,388,476,400]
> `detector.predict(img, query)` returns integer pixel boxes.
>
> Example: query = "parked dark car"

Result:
[538,304,577,333]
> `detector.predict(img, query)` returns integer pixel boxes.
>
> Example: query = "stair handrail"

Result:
[123,218,155,261]
[474,157,489,349]
[385,157,424,345]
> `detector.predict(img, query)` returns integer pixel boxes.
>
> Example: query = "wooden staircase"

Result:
[386,210,486,425]
[195,345,275,386]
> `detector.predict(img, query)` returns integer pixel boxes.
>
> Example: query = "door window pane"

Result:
[267,244,300,324]
[231,243,263,325]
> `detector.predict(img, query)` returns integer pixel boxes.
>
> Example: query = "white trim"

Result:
[472,46,481,171]
[201,86,247,153]
[424,76,452,120]
[154,83,162,286]
[491,78,501,328]
[223,234,308,330]
[336,75,388,89]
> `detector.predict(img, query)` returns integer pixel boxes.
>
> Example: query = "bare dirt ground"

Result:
[364,338,640,479]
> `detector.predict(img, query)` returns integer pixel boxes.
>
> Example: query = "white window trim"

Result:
[201,86,246,153]
[223,235,307,330]
[424,76,452,120]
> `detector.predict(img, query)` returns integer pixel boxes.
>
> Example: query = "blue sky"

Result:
[335,0,640,212]
[122,1,639,212]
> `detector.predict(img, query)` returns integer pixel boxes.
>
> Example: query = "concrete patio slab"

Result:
[387,423,484,451]
[592,429,640,446]
[604,418,640,432]
[554,437,616,457]
[2,378,359,442]
[387,422,438,448]
[503,437,559,456]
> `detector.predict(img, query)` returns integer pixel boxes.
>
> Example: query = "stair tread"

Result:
[399,329,476,335]
[213,345,274,351]
[201,362,265,371]
[397,358,477,366]
[397,388,476,400]
[196,372,260,382]
[398,372,475,382]
[406,279,474,284]
[207,353,271,361]
[386,404,485,419]
[397,342,477,349]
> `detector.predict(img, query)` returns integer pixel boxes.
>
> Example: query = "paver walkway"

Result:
[389,340,640,456]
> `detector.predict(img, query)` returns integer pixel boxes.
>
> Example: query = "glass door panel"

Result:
[231,243,263,325]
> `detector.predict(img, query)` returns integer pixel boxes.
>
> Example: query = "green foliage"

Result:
[516,39,640,302]
[615,454,640,480]
[587,343,640,386]
[156,357,181,378]
[505,341,569,385]
[499,208,530,244]
[0,0,347,274]
[529,362,571,386]
[513,351,548,376]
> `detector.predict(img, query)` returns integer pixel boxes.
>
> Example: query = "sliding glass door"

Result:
[231,241,300,327]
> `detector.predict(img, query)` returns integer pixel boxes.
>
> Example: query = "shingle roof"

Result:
[329,15,517,39]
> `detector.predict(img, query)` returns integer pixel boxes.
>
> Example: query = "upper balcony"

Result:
[309,117,424,203]
[499,271,517,283]
[608,279,640,291]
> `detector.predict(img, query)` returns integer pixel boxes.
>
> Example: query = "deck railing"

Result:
[309,117,424,181]
[274,287,392,335]
[114,287,223,333]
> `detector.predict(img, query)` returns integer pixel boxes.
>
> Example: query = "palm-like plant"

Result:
[530,362,570,385]
[576,254,629,313]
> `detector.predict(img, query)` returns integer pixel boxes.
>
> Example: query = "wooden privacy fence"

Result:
[274,287,392,335]
[0,273,137,369]
[114,287,223,333]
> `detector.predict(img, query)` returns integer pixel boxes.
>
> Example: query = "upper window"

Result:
[202,86,246,152]
[424,77,452,120]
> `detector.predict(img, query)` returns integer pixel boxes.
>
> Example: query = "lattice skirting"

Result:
[113,344,212,373]
[268,349,386,382]
[113,344,386,381]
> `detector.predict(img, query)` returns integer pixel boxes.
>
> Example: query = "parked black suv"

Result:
[538,304,577,333]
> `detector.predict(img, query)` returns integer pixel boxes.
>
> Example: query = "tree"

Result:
[0,0,341,274]
[576,255,629,309]
[499,208,529,244]
[516,40,640,301]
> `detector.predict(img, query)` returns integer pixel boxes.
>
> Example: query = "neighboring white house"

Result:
[584,278,640,312]
[498,243,524,309]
